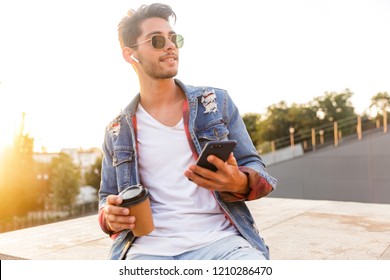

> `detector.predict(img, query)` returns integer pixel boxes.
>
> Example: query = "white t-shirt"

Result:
[129,104,238,256]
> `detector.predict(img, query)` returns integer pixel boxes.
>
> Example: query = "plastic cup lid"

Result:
[119,185,148,206]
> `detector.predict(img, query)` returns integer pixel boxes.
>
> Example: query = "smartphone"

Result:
[196,140,237,172]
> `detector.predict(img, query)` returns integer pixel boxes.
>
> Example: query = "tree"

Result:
[259,101,290,142]
[369,92,390,118]
[313,88,356,123]
[34,161,51,210]
[0,114,39,222]
[258,101,320,148]
[243,89,357,150]
[311,89,357,138]
[49,153,80,210]
[242,113,263,150]
[84,156,102,192]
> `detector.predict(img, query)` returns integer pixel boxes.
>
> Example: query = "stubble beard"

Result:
[142,59,179,79]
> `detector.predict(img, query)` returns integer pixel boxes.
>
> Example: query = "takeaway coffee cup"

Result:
[119,184,154,237]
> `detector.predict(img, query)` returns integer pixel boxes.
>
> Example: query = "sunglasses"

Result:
[131,34,184,49]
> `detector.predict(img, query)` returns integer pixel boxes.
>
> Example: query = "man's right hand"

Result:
[104,195,136,233]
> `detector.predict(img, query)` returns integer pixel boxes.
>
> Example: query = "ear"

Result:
[122,47,136,65]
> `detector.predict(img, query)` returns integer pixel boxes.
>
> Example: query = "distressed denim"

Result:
[99,79,277,260]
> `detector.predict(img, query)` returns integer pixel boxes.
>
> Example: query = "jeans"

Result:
[125,235,267,260]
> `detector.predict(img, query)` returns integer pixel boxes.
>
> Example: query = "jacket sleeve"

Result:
[98,127,119,237]
[98,208,112,235]
[219,166,274,202]
[218,90,277,202]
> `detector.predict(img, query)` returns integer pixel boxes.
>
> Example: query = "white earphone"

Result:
[131,55,140,63]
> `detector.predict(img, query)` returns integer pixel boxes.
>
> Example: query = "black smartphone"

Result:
[196,140,237,172]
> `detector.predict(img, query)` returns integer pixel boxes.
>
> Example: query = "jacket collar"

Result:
[122,79,202,117]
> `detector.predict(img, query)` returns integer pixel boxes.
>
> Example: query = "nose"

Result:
[164,36,177,50]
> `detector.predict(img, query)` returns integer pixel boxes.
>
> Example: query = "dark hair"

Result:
[118,3,176,49]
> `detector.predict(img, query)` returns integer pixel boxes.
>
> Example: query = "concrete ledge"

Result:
[0,253,26,260]
[1,197,390,260]
[0,215,110,260]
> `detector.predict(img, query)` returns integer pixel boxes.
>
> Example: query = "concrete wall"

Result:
[262,144,304,165]
[267,131,390,204]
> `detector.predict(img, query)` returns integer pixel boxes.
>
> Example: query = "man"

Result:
[98,3,276,260]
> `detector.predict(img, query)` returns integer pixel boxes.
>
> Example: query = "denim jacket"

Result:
[98,79,277,259]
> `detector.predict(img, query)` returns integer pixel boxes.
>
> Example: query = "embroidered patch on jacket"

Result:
[108,121,120,136]
[107,113,122,136]
[201,89,218,114]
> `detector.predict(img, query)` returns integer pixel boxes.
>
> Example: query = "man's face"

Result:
[133,17,179,79]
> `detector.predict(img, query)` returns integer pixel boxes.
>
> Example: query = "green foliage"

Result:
[260,101,290,142]
[242,89,359,150]
[242,113,263,149]
[313,88,355,123]
[49,153,80,210]
[33,161,51,210]
[84,156,102,192]
[259,101,320,143]
[370,92,390,109]
[370,92,390,118]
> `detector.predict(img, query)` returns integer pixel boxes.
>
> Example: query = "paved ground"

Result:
[0,197,389,260]
[247,198,390,260]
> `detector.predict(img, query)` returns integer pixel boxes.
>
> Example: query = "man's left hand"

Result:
[184,153,249,195]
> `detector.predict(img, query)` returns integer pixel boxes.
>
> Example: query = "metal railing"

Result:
[265,112,388,154]
[0,202,98,233]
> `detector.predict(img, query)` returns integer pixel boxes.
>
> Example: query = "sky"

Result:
[0,0,389,153]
